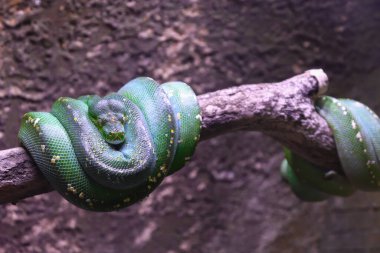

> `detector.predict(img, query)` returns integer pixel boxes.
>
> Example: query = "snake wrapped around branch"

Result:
[19,75,380,208]
[281,96,380,201]
[18,77,201,211]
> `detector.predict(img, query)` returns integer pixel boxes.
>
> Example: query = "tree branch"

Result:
[0,69,339,204]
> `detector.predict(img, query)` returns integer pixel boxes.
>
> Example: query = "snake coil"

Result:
[282,96,380,201]
[19,77,201,211]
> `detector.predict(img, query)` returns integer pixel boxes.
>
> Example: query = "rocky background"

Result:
[0,0,380,252]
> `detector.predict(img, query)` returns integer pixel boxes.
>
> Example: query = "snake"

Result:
[281,96,380,201]
[18,77,201,211]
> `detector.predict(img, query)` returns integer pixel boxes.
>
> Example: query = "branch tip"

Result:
[306,69,329,96]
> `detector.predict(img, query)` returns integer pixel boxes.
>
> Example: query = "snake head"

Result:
[88,93,128,145]
[101,119,126,145]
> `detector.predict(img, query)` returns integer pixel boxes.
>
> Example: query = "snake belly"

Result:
[281,96,380,201]
[18,77,201,211]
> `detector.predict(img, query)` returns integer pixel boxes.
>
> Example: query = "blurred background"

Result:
[0,0,379,252]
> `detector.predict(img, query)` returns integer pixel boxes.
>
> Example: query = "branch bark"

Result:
[0,69,340,204]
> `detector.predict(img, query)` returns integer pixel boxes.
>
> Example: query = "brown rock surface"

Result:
[0,0,380,252]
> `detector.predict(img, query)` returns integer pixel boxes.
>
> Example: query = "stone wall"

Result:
[0,1,379,252]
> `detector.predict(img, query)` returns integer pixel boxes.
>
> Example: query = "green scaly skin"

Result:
[282,96,380,201]
[280,160,330,202]
[18,77,201,211]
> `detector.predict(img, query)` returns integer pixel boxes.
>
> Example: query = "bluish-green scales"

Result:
[18,77,201,211]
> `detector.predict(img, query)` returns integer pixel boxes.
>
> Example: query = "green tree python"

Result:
[18,77,201,211]
[281,96,380,201]
[19,76,380,208]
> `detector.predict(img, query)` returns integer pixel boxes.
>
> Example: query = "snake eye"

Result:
[97,118,107,126]
[121,114,128,124]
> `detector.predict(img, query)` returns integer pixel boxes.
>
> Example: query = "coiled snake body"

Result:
[20,76,380,207]
[19,77,201,211]
[282,96,380,201]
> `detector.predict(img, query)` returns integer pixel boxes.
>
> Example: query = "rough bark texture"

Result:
[0,0,380,253]
[0,147,52,204]
[198,70,339,169]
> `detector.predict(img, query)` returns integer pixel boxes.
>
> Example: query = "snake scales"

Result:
[18,77,201,211]
[282,96,380,201]
[19,76,380,208]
